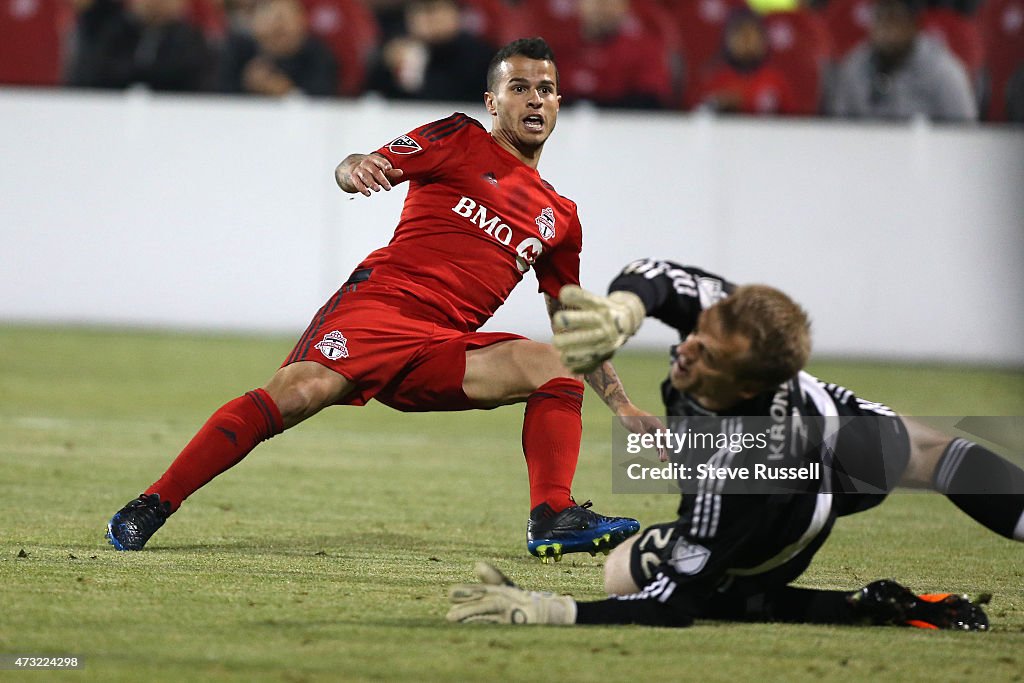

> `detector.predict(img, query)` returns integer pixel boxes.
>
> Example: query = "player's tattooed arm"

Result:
[584,361,630,413]
[335,153,403,196]
[586,358,667,444]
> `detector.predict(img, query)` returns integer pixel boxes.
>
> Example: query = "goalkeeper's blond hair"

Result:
[715,285,811,390]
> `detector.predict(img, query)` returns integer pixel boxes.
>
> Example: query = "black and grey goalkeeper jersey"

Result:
[577,259,910,626]
[608,258,736,341]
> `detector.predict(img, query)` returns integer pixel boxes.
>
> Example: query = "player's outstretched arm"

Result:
[552,285,646,374]
[334,153,404,196]
[447,563,694,627]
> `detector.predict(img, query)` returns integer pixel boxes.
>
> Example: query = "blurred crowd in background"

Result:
[1,0,1021,121]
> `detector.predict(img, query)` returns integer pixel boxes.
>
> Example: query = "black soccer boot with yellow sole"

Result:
[527,500,640,564]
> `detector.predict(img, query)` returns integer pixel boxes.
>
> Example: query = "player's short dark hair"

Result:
[716,285,811,390]
[486,37,558,92]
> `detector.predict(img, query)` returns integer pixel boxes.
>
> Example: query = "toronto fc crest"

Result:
[315,330,350,360]
[535,207,556,240]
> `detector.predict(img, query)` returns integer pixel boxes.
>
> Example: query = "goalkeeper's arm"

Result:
[447,563,694,627]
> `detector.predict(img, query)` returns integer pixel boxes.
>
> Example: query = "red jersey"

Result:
[693,64,797,115]
[557,29,674,108]
[360,113,583,332]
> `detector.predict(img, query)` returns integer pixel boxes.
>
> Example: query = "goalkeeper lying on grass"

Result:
[448,259,1022,629]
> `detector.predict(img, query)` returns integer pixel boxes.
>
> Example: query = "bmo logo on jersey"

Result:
[452,196,544,273]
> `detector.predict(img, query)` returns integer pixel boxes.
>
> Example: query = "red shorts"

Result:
[283,281,524,412]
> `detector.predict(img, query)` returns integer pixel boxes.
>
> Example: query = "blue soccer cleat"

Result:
[106,494,170,551]
[527,500,640,564]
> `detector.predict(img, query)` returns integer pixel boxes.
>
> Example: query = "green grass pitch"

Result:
[1,325,1022,682]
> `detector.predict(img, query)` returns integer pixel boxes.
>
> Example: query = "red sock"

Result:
[522,377,584,513]
[145,389,283,512]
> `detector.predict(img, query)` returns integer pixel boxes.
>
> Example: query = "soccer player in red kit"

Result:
[106,37,657,562]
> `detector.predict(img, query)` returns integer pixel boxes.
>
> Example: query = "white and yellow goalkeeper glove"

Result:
[446,562,577,625]
[552,285,647,374]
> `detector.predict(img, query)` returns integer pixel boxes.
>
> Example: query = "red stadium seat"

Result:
[764,9,832,62]
[823,0,874,58]
[186,0,227,41]
[517,0,583,55]
[0,0,62,86]
[763,9,832,114]
[980,0,1024,120]
[665,0,749,96]
[459,0,527,47]
[631,0,684,53]
[300,0,380,96]
[519,0,682,52]
[518,0,683,104]
[633,0,686,104]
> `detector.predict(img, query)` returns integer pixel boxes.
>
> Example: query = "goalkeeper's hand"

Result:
[446,562,578,625]
[552,286,647,374]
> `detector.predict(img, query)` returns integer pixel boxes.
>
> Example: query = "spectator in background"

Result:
[692,9,797,115]
[828,0,977,121]
[212,0,258,90]
[66,0,209,91]
[218,0,336,97]
[1007,64,1024,123]
[551,0,673,109]
[220,0,258,36]
[366,0,493,102]
[363,0,407,42]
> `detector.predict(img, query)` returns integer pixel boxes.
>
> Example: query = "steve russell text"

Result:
[626,462,822,481]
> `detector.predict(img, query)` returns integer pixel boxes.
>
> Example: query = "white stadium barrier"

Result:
[1,89,1022,363]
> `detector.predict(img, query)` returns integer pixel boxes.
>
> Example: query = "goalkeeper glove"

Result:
[553,286,647,374]
[446,562,578,625]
